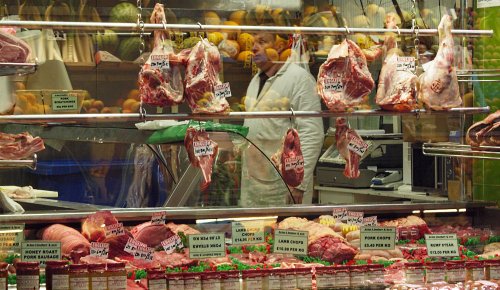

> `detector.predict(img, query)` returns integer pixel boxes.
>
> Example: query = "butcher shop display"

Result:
[335,117,368,179]
[419,15,462,111]
[0,29,31,63]
[271,128,304,188]
[184,38,230,114]
[184,127,219,189]
[466,110,500,147]
[0,132,44,160]
[317,39,375,112]
[138,3,184,107]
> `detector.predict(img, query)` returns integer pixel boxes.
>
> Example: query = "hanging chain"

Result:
[137,0,146,119]
[411,0,420,69]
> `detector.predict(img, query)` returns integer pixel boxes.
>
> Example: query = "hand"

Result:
[289,188,304,204]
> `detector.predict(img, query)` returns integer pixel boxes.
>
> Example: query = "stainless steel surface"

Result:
[0,107,490,124]
[423,143,500,160]
[14,198,106,212]
[0,62,36,76]
[0,154,36,170]
[0,20,493,37]
[0,202,494,224]
[165,164,202,207]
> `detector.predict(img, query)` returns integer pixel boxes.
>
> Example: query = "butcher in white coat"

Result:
[240,31,324,206]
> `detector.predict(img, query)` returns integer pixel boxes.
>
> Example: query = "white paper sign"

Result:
[52,93,78,111]
[396,56,416,72]
[347,211,364,226]
[324,78,344,92]
[214,82,232,98]
[151,211,167,225]
[124,238,147,254]
[425,234,460,257]
[363,216,378,226]
[348,136,369,157]
[284,156,304,171]
[161,235,184,254]
[90,242,109,258]
[360,226,396,250]
[478,0,500,8]
[150,53,170,70]
[134,245,154,261]
[105,223,125,237]
[194,140,214,157]
[332,208,347,223]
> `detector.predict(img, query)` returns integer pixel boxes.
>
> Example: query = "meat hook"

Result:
[289,107,297,130]
[344,25,350,36]
[139,105,147,120]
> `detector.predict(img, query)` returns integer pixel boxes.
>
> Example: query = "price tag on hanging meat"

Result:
[347,211,364,226]
[363,216,378,226]
[324,77,344,92]
[332,208,347,223]
[396,57,416,73]
[214,82,232,99]
[105,223,125,237]
[134,245,154,261]
[124,238,148,254]
[150,53,170,71]
[348,136,369,157]
[90,242,109,258]
[194,140,214,157]
[284,155,304,171]
[151,211,167,225]
[161,235,184,254]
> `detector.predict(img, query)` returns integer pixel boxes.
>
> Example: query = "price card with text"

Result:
[348,136,369,157]
[478,0,500,8]
[396,56,416,72]
[124,238,148,255]
[52,93,78,111]
[273,229,308,256]
[425,234,459,257]
[214,82,232,99]
[151,211,167,225]
[232,220,265,245]
[90,242,109,258]
[324,77,344,92]
[134,245,154,261]
[0,224,24,252]
[105,223,125,237]
[150,52,170,71]
[188,233,225,259]
[22,241,61,267]
[284,156,304,171]
[194,140,214,157]
[347,211,364,226]
[332,208,347,223]
[360,226,396,250]
[161,235,184,254]
[363,216,378,226]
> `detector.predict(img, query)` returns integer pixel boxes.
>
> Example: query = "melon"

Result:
[93,30,119,54]
[109,2,139,23]
[118,37,141,61]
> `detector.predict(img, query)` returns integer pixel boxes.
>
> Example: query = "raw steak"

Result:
[419,15,461,110]
[376,18,418,112]
[101,231,134,259]
[317,39,375,112]
[380,215,431,240]
[138,3,183,107]
[184,38,230,114]
[41,224,90,258]
[184,127,219,188]
[166,222,200,235]
[0,30,31,63]
[130,221,175,248]
[0,132,44,160]
[153,251,197,268]
[82,210,118,242]
[466,110,500,147]
[335,117,366,179]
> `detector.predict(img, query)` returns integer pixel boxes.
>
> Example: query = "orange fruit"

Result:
[237,33,254,51]
[101,107,112,113]
[203,11,221,25]
[222,21,239,40]
[127,89,140,101]
[279,48,291,61]
[122,99,137,111]
[92,100,104,111]
[237,51,254,62]
[229,10,247,25]
[130,101,141,113]
[122,109,132,113]
[265,48,279,61]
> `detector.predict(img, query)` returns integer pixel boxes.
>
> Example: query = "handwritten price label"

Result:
[214,82,232,99]
[284,156,304,171]
[332,208,347,223]
[324,78,344,92]
[347,211,364,226]
[134,245,154,261]
[124,238,147,255]
[396,56,416,72]
[161,235,183,254]
[348,136,369,157]
[194,140,214,157]
[90,242,109,258]
[363,216,378,226]
[150,53,170,71]
[105,223,125,237]
[151,211,167,225]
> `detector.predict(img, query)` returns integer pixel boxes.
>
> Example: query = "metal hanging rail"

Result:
[0,107,490,124]
[0,154,37,170]
[423,143,500,161]
[0,20,493,37]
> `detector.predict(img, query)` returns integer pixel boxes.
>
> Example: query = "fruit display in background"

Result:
[237,33,254,52]
[222,20,239,40]
[109,2,139,23]
[218,40,240,59]
[182,37,201,49]
[93,29,120,54]
[203,11,221,25]
[229,10,246,25]
[117,37,141,61]
[237,50,253,62]
[207,32,224,46]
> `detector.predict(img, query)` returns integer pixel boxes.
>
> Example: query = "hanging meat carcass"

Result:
[184,127,219,189]
[335,118,368,179]
[0,132,45,160]
[466,110,500,147]
[419,15,461,110]
[317,39,375,112]
[138,3,183,106]
[272,128,304,187]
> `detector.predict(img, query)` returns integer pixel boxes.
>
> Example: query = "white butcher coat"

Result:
[240,61,324,206]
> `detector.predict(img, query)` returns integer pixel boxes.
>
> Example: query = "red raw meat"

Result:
[184,38,229,114]
[101,231,134,259]
[41,224,90,258]
[79,255,117,265]
[419,15,461,110]
[166,222,200,235]
[0,132,44,160]
[466,110,500,147]
[138,3,183,107]
[81,210,118,242]
[380,215,431,240]
[184,127,219,188]
[153,251,197,268]
[280,128,304,187]
[317,39,375,112]
[335,117,365,179]
[0,30,31,63]
[201,256,232,266]
[308,236,357,264]
[130,221,175,248]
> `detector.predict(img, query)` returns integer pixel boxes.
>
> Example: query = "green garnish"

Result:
[4,253,19,264]
[178,232,188,248]
[216,264,235,271]
[356,260,368,265]
[135,269,147,280]
[40,274,45,284]
[465,237,481,246]
[299,256,331,266]
[7,274,15,285]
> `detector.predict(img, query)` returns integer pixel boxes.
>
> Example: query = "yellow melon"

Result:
[265,48,279,61]
[203,11,221,25]
[237,33,254,51]
[237,51,254,62]
[207,32,224,46]
[229,10,247,25]
[279,48,291,61]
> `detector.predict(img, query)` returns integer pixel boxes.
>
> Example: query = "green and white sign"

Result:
[274,229,308,256]
[0,224,24,251]
[232,220,265,245]
[21,241,61,266]
[188,233,225,259]
[425,234,459,257]
[52,93,78,111]
[360,226,396,250]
